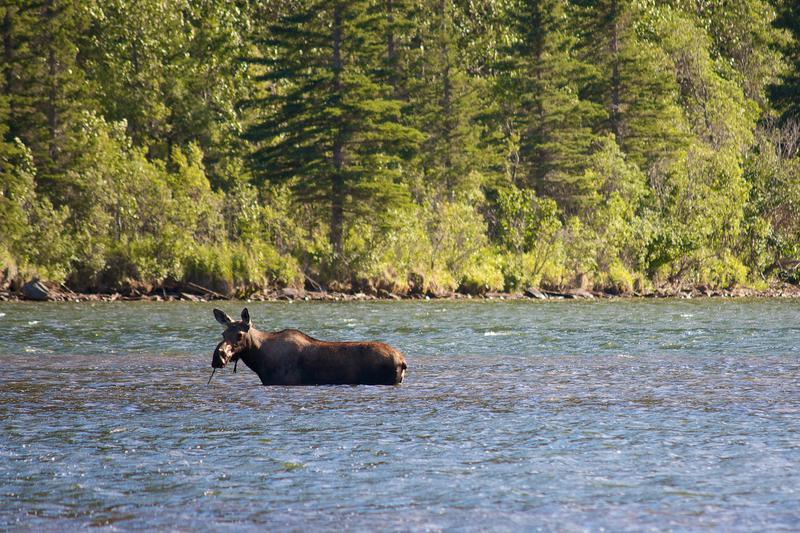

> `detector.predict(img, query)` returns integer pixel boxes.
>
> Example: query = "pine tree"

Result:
[404,0,489,200]
[1,2,38,142]
[3,0,94,199]
[577,0,686,170]
[246,1,422,272]
[381,0,417,98]
[495,0,605,214]
[771,0,800,122]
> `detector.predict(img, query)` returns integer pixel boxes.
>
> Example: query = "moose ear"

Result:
[241,308,252,328]
[213,308,233,326]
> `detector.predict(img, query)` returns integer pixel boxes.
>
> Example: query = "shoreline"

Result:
[3,282,800,303]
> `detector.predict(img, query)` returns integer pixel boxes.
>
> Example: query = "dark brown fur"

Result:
[211,308,407,385]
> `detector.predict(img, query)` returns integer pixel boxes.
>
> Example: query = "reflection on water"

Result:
[1,300,799,531]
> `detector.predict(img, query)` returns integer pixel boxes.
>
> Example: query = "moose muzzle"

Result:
[212,341,235,368]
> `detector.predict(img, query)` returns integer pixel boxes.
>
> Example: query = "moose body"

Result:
[211,308,407,385]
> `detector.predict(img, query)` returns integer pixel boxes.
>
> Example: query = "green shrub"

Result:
[499,252,525,291]
[231,241,302,289]
[21,199,76,282]
[183,244,234,294]
[183,240,302,295]
[459,250,505,295]
[601,261,635,294]
[0,245,18,289]
[699,253,748,289]
[537,256,567,290]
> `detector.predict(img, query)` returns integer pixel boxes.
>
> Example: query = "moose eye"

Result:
[237,332,245,340]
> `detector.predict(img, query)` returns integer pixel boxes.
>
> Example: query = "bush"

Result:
[0,245,18,289]
[699,253,749,289]
[183,244,234,293]
[459,250,505,295]
[230,241,302,289]
[21,199,76,282]
[601,261,635,294]
[561,217,597,287]
[333,201,489,294]
[103,232,189,287]
[536,255,568,290]
[183,240,302,295]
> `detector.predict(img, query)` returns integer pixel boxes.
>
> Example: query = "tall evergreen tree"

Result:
[381,0,417,98]
[404,0,488,200]
[495,0,604,213]
[771,0,800,122]
[577,0,686,170]
[246,1,422,271]
[3,0,94,197]
[1,1,39,142]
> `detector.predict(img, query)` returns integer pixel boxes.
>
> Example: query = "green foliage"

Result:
[742,123,800,277]
[580,135,647,271]
[245,1,423,268]
[84,0,253,183]
[459,250,505,295]
[22,198,75,281]
[577,0,688,170]
[495,0,604,209]
[183,241,301,294]
[0,0,798,295]
[560,216,597,286]
[602,260,635,294]
[425,199,489,283]
[0,136,36,255]
[770,0,800,121]
[698,253,749,289]
[405,1,494,199]
[494,186,562,289]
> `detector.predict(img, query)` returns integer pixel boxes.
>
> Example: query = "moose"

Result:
[210,308,407,385]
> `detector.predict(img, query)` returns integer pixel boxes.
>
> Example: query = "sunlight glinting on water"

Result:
[1,300,799,531]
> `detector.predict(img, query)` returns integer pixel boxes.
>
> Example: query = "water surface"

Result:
[1,300,799,531]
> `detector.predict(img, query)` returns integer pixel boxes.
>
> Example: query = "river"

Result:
[1,300,799,531]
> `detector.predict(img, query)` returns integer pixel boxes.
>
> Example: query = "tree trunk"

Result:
[329,4,345,266]
[44,0,59,162]
[609,0,622,145]
[438,0,454,197]
[386,0,398,95]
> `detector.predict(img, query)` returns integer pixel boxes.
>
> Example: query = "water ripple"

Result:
[0,300,799,531]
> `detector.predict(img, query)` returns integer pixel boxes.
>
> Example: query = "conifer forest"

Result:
[1,0,799,297]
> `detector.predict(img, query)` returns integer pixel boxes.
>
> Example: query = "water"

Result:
[1,300,799,531]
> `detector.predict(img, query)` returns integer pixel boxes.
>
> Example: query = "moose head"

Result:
[211,308,252,369]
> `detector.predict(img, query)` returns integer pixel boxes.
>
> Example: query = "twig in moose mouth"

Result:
[207,368,216,385]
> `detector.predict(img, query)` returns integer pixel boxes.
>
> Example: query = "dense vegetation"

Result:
[1,0,799,296]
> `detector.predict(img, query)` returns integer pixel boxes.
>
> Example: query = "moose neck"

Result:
[235,328,264,374]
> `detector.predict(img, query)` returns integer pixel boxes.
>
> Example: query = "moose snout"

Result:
[212,341,230,368]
